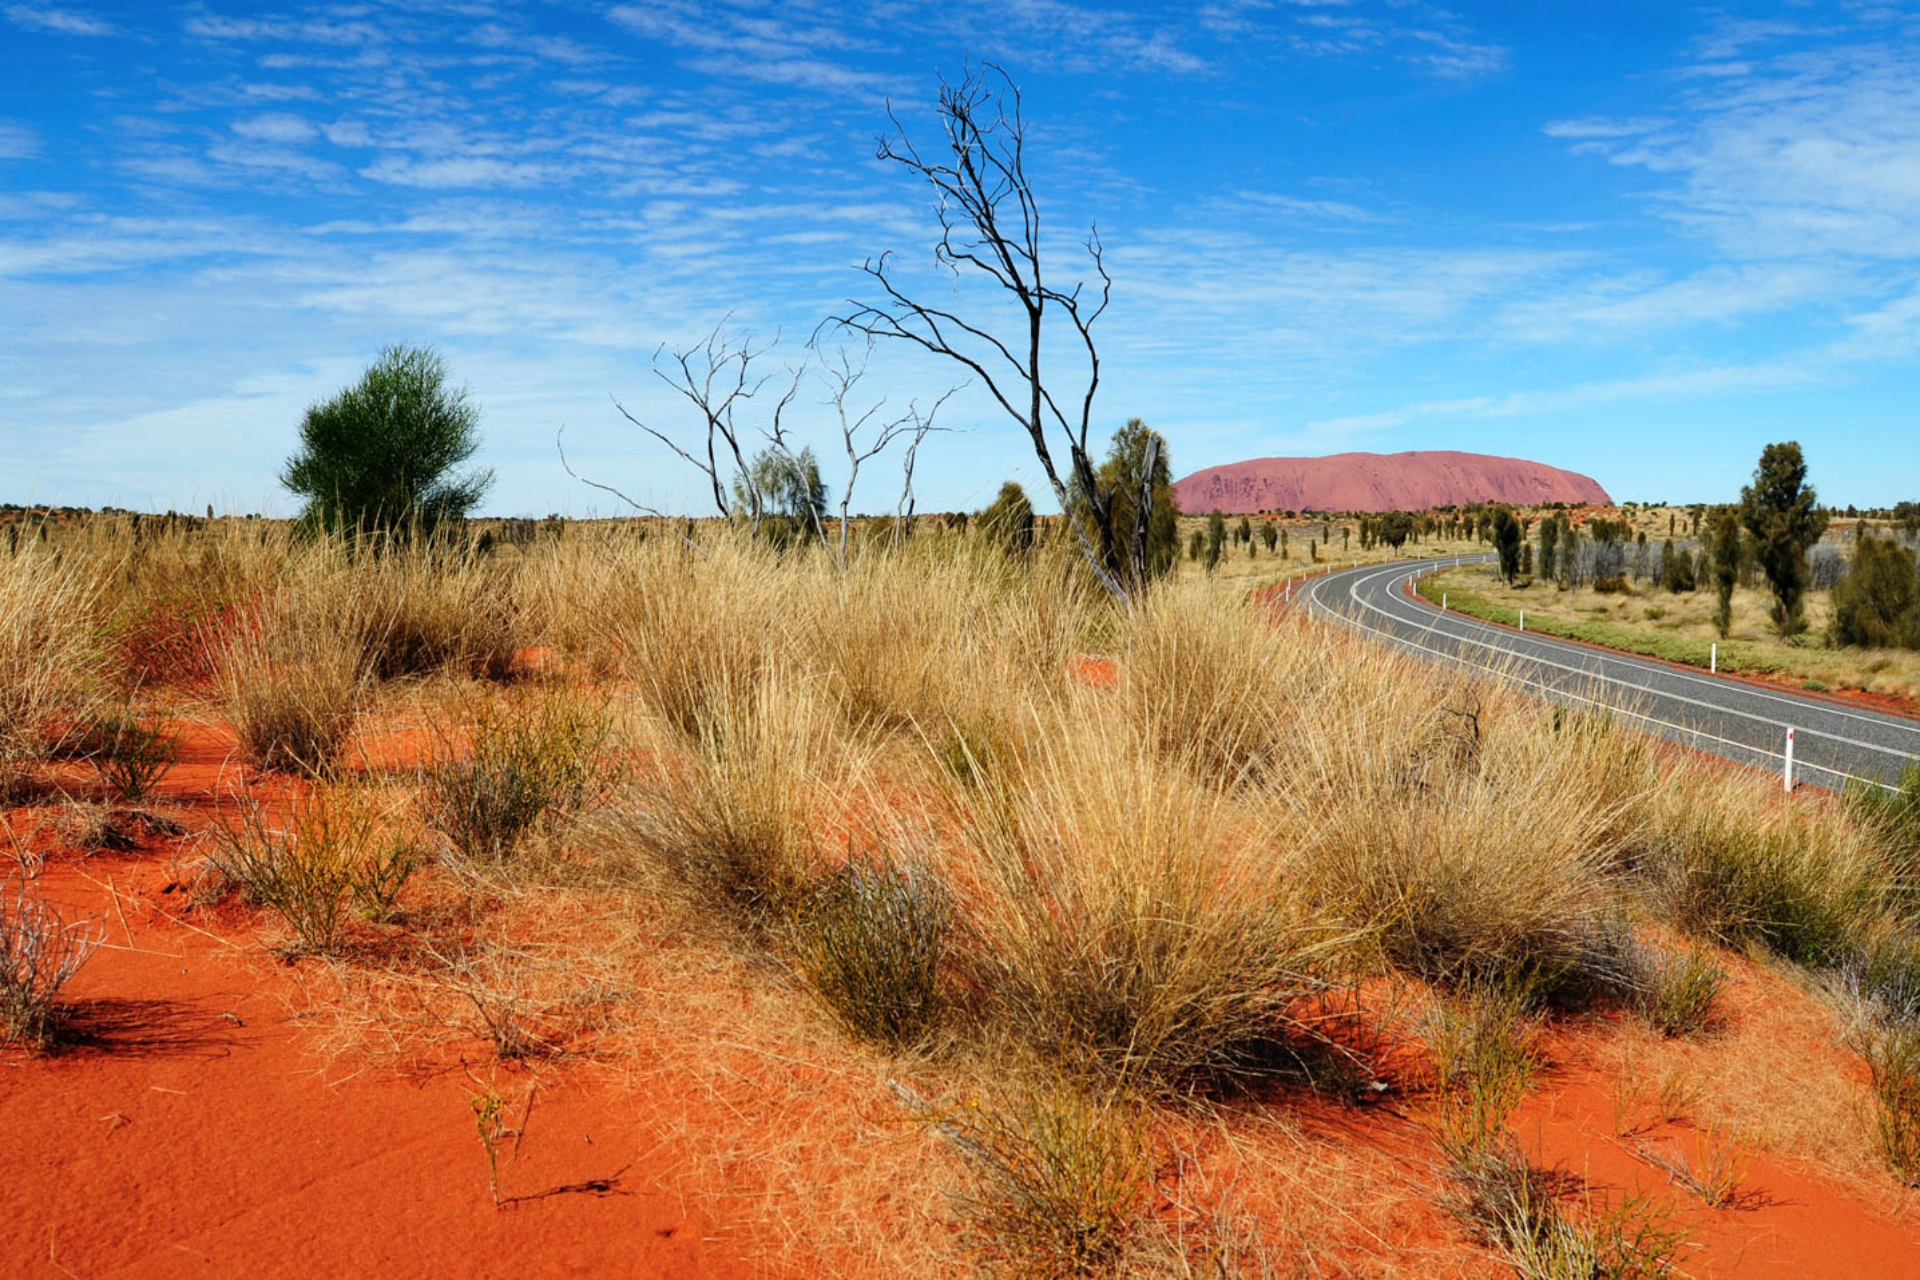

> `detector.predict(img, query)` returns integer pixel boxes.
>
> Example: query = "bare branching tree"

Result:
[818,342,958,566]
[828,64,1150,602]
[607,319,803,535]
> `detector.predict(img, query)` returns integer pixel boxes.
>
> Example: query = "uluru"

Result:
[1172,449,1611,515]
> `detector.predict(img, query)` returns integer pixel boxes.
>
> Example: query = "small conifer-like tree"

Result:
[979,481,1036,557]
[1740,441,1827,636]
[1204,510,1226,571]
[1709,508,1741,638]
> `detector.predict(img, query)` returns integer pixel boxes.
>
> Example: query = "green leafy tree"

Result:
[1377,511,1415,550]
[1204,509,1226,572]
[1831,537,1920,649]
[1235,516,1252,546]
[1260,522,1278,553]
[735,446,827,548]
[1740,442,1827,636]
[1538,516,1560,583]
[1709,508,1741,638]
[979,481,1036,558]
[282,344,493,538]
[1491,507,1522,583]
[1187,528,1204,561]
[1072,419,1179,588]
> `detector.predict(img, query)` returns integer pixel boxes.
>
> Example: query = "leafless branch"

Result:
[825,63,1140,601]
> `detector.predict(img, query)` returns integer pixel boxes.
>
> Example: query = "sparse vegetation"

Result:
[0,880,100,1049]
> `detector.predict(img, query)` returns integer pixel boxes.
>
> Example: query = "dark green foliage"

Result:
[1073,419,1179,588]
[1377,511,1415,550]
[979,482,1036,557]
[1492,508,1522,583]
[1740,442,1827,636]
[282,344,493,538]
[793,857,949,1049]
[1204,509,1226,571]
[1832,536,1920,649]
[1260,522,1278,552]
[1235,515,1251,546]
[1186,528,1204,561]
[1709,508,1741,639]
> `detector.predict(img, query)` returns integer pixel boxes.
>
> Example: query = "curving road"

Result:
[1301,555,1920,793]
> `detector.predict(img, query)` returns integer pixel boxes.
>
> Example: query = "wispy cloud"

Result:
[0,120,39,159]
[5,4,115,36]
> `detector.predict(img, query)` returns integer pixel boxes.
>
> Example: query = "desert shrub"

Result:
[1646,795,1880,967]
[0,880,101,1049]
[792,856,949,1049]
[223,591,366,775]
[615,671,845,928]
[421,693,607,863]
[1593,575,1629,594]
[352,544,523,681]
[979,481,1036,558]
[933,1084,1154,1278]
[1848,762,1920,908]
[1428,985,1540,1160]
[1842,927,1920,1027]
[1622,939,1725,1038]
[1119,583,1287,785]
[1862,1022,1920,1186]
[946,708,1355,1091]
[1289,696,1642,1005]
[80,705,178,803]
[208,782,419,952]
[0,544,99,798]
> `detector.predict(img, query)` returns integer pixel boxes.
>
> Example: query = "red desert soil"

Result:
[7,719,1920,1277]
[1173,450,1611,516]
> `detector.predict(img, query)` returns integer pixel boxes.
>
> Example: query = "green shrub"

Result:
[1862,1022,1920,1186]
[281,344,494,540]
[421,694,607,863]
[792,857,949,1050]
[208,782,419,953]
[81,705,178,802]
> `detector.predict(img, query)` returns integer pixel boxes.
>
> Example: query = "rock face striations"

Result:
[1172,450,1610,515]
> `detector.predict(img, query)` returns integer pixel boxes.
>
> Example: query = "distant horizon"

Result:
[3,2,1917,514]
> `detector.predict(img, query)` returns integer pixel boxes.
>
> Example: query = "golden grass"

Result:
[15,511,1920,1272]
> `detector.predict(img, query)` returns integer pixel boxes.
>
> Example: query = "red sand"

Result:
[8,719,1920,1277]
[1174,450,1611,516]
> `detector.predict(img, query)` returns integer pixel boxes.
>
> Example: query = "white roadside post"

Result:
[1442,593,1447,611]
[1784,728,1795,792]
[1519,609,1525,632]
[1711,643,1717,675]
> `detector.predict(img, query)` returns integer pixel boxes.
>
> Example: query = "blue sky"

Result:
[2,0,1917,516]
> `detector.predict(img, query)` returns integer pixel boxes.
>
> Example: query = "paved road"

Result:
[1301,555,1920,793]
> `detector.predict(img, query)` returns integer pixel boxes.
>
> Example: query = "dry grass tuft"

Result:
[0,879,101,1049]
[945,700,1357,1092]
[420,690,608,864]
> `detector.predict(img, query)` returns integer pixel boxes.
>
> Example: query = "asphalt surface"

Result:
[1301,555,1920,793]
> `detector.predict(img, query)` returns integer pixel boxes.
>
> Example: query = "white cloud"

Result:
[1557,42,1920,258]
[0,120,39,160]
[5,5,115,36]
[231,113,318,144]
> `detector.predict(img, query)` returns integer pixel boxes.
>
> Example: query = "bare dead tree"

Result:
[892,394,953,549]
[817,341,958,566]
[607,319,802,536]
[827,64,1148,602]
